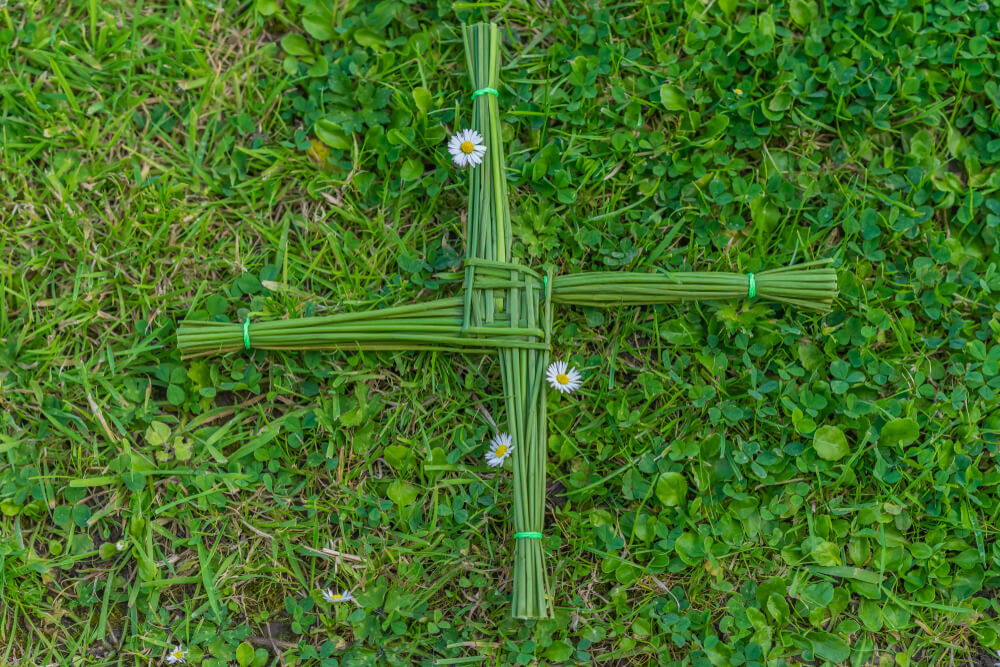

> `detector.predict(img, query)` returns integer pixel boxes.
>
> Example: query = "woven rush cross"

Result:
[177,22,839,620]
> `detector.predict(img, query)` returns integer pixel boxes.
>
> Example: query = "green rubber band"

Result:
[471,87,498,100]
[513,532,543,539]
[243,318,252,351]
[747,273,756,299]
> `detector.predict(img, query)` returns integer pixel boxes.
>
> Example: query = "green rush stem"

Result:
[462,20,550,620]
[550,264,839,311]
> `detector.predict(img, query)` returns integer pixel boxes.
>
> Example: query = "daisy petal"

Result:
[446,128,487,169]
[546,361,581,393]
[485,433,514,466]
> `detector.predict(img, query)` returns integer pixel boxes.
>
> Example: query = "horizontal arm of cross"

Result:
[176,292,547,357]
[551,260,837,311]
[177,258,837,358]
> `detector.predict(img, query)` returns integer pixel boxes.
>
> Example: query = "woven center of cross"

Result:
[462,260,551,347]
[178,22,838,620]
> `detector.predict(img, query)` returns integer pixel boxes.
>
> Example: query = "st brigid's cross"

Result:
[178,22,838,619]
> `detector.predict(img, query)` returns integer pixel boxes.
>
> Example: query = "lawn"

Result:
[2,0,1000,665]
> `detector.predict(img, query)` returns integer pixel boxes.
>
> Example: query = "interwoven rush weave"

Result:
[176,21,839,620]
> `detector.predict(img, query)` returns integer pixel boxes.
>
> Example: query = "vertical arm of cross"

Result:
[463,23,511,266]
[461,23,552,619]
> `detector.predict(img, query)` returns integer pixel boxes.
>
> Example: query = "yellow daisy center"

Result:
[556,373,570,385]
[460,140,475,154]
[172,651,184,659]
[494,444,508,458]
[331,594,342,601]
[734,88,743,95]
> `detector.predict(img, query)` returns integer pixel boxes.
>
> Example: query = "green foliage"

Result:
[813,425,851,461]
[3,0,1000,664]
[655,472,689,507]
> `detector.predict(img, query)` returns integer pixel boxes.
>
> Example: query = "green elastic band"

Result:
[542,275,548,291]
[471,87,498,100]
[513,532,543,539]
[747,273,756,299]
[243,318,251,351]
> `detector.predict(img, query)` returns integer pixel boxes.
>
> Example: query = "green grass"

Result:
[2,0,1000,665]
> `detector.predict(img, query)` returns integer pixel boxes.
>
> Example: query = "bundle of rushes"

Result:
[177,260,838,357]
[462,22,550,619]
[175,21,839,621]
[551,259,838,310]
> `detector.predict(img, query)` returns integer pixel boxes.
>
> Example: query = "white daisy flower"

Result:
[546,361,582,394]
[485,433,514,467]
[115,540,127,552]
[166,645,188,665]
[322,588,353,603]
[447,129,486,168]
